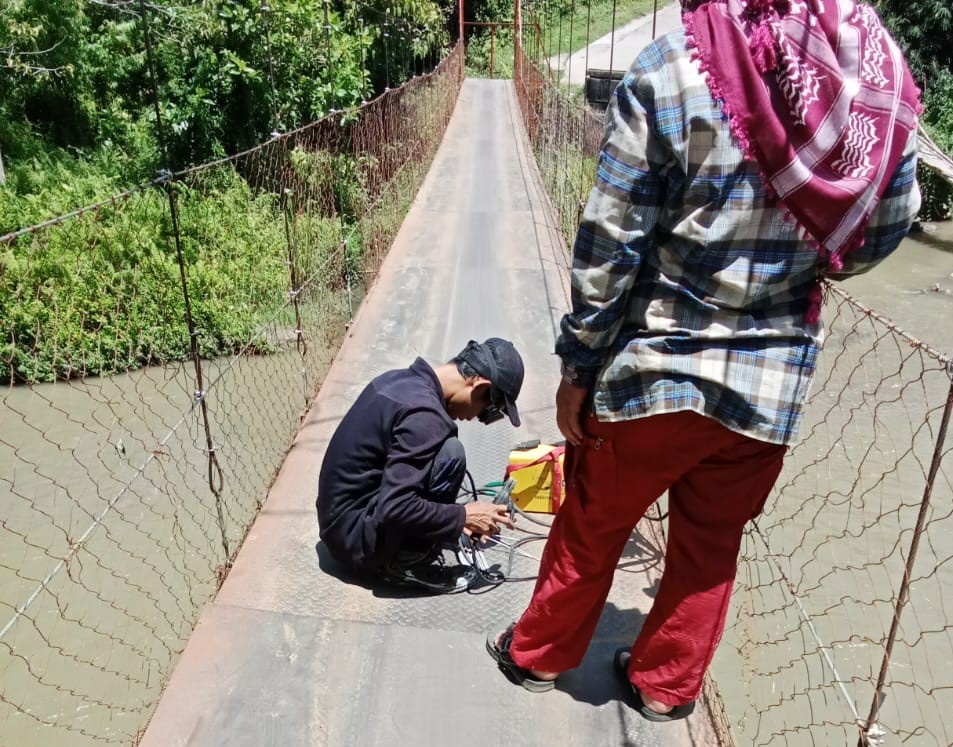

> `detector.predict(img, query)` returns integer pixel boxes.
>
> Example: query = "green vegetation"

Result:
[466,26,518,79]
[0,0,461,384]
[535,0,658,58]
[874,0,953,218]
[538,143,599,244]
[0,0,452,225]
[916,68,953,219]
[0,116,455,385]
[0,164,346,383]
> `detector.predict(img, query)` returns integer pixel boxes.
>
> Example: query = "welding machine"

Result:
[504,440,566,514]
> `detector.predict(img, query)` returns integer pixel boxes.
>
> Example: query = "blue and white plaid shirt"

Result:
[557,29,920,445]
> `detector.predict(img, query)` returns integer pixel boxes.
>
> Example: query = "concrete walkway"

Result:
[139,79,722,747]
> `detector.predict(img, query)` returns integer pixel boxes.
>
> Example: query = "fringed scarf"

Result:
[683,0,921,321]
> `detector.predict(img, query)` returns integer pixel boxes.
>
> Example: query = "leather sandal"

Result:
[486,625,557,693]
[613,648,695,722]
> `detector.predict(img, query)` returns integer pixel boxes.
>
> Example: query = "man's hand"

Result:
[463,501,514,542]
[556,378,588,446]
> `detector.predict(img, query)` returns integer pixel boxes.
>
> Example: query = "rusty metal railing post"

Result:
[490,25,496,78]
[139,0,229,566]
[514,0,523,85]
[858,365,953,745]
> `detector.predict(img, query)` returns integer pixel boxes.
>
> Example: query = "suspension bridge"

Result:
[136,71,716,747]
[2,4,953,747]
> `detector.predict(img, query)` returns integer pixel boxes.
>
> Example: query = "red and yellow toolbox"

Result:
[504,442,566,514]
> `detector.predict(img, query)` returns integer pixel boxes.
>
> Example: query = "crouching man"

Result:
[317,338,523,593]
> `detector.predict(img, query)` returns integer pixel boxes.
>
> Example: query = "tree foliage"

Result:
[0,0,462,383]
[874,0,952,83]
[0,0,455,196]
[874,0,953,218]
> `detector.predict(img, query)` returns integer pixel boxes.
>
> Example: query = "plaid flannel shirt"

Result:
[557,29,920,445]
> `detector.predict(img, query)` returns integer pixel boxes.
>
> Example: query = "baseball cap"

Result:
[457,338,524,427]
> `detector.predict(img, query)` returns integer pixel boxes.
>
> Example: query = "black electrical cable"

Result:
[456,470,667,590]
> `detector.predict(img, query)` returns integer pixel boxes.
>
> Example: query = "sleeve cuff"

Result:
[560,361,598,388]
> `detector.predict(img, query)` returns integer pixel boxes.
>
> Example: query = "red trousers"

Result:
[510,411,786,706]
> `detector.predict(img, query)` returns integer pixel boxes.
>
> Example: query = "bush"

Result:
[289,149,373,220]
[919,68,953,220]
[0,165,346,384]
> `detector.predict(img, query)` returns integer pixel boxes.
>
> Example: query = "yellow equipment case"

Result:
[505,442,566,514]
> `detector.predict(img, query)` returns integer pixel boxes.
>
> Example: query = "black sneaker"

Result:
[381,558,477,594]
[390,543,442,568]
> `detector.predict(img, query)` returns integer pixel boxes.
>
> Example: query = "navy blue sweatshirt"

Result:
[317,358,467,570]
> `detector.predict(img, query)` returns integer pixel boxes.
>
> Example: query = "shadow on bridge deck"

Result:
[139,79,723,747]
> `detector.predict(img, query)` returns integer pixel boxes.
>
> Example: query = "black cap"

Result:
[457,338,524,427]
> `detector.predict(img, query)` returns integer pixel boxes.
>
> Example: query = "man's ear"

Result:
[470,377,493,394]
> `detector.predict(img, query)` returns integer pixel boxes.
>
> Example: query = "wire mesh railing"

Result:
[512,15,953,746]
[0,42,464,747]
[3,0,951,741]
[514,23,602,247]
[718,287,953,747]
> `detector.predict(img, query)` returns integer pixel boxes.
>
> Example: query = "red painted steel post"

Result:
[491,26,496,78]
[514,0,522,84]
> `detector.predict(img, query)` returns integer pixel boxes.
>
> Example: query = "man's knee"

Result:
[427,437,467,503]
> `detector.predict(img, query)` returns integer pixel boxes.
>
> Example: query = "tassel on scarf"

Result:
[749,23,779,72]
[743,0,789,72]
[806,282,823,325]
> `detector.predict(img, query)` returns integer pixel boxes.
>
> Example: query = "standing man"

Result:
[318,338,523,594]
[488,0,921,719]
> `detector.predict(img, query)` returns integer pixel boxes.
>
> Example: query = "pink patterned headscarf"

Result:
[683,0,921,273]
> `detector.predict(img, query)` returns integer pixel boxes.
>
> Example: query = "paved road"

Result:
[551,2,683,86]
[138,79,723,747]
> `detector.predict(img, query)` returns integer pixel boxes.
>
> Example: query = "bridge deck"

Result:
[139,79,722,747]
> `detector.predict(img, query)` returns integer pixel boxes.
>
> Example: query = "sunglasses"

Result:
[478,387,507,425]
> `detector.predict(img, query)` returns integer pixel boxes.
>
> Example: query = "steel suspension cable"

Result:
[567,0,576,95]
[609,0,618,74]
[584,0,592,78]
[138,0,229,562]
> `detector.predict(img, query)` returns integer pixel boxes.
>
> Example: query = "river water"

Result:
[836,220,953,353]
[0,315,341,746]
[0,224,950,746]
[714,221,953,746]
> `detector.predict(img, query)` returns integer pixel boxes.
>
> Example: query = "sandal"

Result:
[486,625,557,693]
[613,648,696,722]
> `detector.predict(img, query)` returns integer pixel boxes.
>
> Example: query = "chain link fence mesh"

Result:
[513,18,953,745]
[0,43,463,747]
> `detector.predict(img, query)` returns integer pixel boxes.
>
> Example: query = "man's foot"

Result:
[639,694,674,716]
[491,627,558,682]
[381,555,476,594]
[486,624,558,692]
[612,648,696,722]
